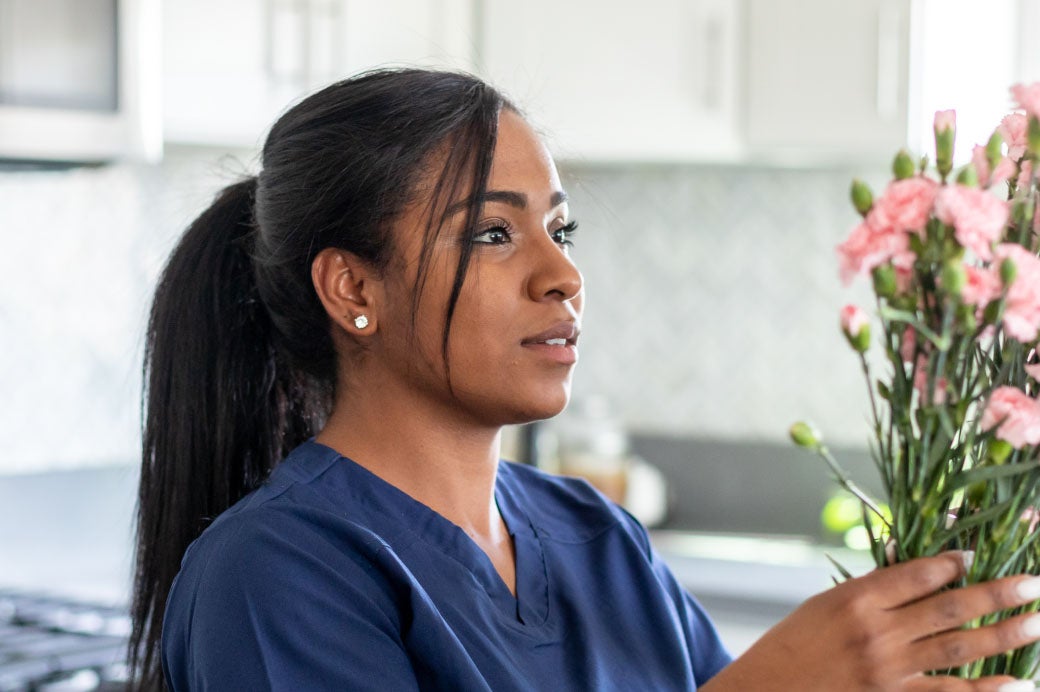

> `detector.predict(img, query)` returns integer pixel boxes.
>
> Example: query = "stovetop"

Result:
[0,591,128,691]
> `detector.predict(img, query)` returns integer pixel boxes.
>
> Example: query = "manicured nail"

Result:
[1016,576,1040,602]
[997,681,1035,692]
[1022,613,1040,639]
[960,550,975,571]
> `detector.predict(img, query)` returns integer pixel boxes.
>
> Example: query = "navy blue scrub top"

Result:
[162,441,732,690]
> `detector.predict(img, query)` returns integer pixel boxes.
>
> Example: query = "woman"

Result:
[131,68,1040,691]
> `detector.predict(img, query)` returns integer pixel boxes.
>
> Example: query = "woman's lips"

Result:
[521,321,580,365]
[522,340,578,365]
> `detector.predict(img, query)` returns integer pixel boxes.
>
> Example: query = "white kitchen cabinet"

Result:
[479,0,742,162]
[745,0,912,163]
[1018,0,1040,83]
[163,0,477,148]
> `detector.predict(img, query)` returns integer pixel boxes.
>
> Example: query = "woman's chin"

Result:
[508,389,572,425]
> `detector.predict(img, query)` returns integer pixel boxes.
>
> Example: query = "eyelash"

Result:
[472,220,579,247]
[554,221,579,247]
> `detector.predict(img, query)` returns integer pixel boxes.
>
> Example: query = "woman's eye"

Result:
[552,221,579,247]
[473,225,511,244]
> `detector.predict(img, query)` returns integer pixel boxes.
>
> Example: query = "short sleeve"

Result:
[607,503,733,685]
[162,507,422,692]
[647,547,733,684]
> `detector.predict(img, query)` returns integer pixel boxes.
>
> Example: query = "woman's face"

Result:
[379,109,584,427]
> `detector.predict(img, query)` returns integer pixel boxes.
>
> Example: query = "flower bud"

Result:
[1001,257,1018,286]
[988,439,1013,464]
[789,421,822,450]
[893,149,916,180]
[872,264,898,298]
[934,110,956,178]
[840,304,871,352]
[986,131,1004,169]
[850,179,873,217]
[941,260,966,295]
[934,109,956,134]
[955,165,978,187]
[1030,115,1040,158]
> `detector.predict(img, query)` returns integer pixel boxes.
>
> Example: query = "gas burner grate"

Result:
[0,591,128,692]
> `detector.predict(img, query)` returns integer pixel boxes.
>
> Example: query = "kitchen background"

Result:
[2,0,1039,684]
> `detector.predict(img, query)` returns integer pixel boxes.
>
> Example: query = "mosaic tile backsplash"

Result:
[0,147,886,473]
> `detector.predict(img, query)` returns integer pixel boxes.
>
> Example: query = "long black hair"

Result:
[129,68,512,690]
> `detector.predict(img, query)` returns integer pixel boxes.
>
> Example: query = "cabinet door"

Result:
[745,0,911,162]
[163,0,304,147]
[164,0,477,148]
[339,0,475,73]
[480,0,741,162]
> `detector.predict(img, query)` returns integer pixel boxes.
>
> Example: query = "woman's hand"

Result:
[701,552,1040,691]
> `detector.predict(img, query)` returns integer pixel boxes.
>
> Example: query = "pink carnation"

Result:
[892,251,916,293]
[870,177,938,234]
[934,185,1010,261]
[998,113,1029,161]
[934,109,956,133]
[981,386,1040,448]
[961,265,1002,306]
[836,221,909,285]
[1026,363,1040,381]
[995,243,1040,342]
[840,304,869,338]
[993,157,1017,187]
[972,145,1016,188]
[1012,82,1040,118]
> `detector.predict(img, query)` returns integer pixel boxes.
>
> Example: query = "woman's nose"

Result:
[527,234,583,303]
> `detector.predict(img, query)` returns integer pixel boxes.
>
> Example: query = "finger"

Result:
[854,551,971,608]
[897,575,1040,640]
[910,610,1040,674]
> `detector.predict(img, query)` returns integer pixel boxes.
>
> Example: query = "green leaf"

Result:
[947,460,1040,494]
[825,552,855,581]
[932,498,1018,548]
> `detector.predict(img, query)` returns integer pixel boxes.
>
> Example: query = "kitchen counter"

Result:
[651,530,875,653]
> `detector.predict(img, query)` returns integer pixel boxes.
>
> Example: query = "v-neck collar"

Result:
[295,441,550,629]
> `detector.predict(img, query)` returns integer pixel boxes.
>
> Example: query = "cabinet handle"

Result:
[876,0,901,121]
[263,0,343,89]
[701,12,722,112]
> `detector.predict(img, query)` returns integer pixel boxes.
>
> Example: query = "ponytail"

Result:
[128,178,326,690]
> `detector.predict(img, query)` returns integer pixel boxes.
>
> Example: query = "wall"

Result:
[0,146,886,474]
[558,162,882,446]
[0,147,258,473]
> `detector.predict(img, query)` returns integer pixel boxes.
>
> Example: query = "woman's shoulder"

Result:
[497,461,648,549]
[168,443,415,613]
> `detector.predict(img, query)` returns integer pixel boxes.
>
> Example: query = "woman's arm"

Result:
[701,552,1040,691]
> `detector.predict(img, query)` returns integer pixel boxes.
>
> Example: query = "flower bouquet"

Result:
[791,83,1040,679]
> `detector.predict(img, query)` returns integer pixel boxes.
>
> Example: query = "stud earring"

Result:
[353,314,369,329]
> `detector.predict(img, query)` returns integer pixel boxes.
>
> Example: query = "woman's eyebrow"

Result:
[443,189,569,219]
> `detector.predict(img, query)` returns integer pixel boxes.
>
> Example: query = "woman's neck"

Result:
[315,377,506,540]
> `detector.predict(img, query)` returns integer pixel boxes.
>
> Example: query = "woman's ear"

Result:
[311,248,381,336]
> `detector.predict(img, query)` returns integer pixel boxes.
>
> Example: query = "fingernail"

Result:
[960,550,975,571]
[997,681,1035,692]
[1022,613,1040,639]
[1017,576,1040,602]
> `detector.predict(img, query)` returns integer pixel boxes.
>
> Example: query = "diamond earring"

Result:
[353,314,369,329]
